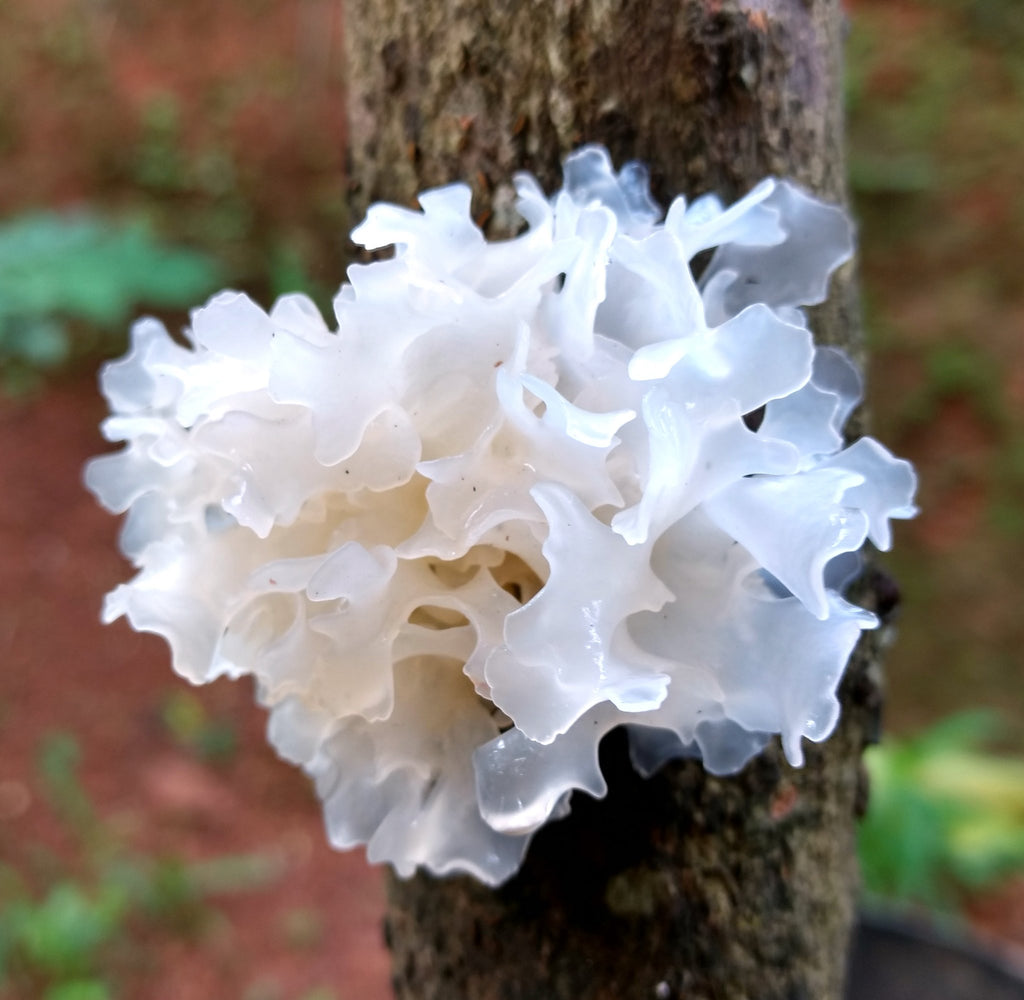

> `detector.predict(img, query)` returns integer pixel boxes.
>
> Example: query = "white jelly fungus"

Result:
[86,146,917,885]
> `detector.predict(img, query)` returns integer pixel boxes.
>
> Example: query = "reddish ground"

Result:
[0,374,391,999]
[4,369,1024,997]
[2,0,1024,994]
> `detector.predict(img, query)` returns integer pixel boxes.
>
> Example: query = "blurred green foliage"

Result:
[132,92,188,193]
[37,732,98,843]
[897,340,1006,428]
[0,733,280,997]
[239,980,339,1000]
[859,712,1024,911]
[0,211,221,391]
[847,0,1024,744]
[159,690,238,764]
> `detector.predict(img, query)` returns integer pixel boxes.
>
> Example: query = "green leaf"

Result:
[159,690,237,763]
[36,732,96,840]
[15,882,126,978]
[0,209,221,379]
[859,712,1024,910]
[44,980,114,1000]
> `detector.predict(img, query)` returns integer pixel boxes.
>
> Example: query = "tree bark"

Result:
[342,2,885,998]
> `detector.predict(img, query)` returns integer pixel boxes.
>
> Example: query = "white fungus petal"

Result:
[86,146,915,886]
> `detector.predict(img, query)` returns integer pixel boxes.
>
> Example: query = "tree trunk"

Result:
[342,2,885,998]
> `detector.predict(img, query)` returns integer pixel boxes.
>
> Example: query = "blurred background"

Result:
[1,0,1022,997]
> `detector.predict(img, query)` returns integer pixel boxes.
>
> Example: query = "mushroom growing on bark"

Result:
[86,146,916,886]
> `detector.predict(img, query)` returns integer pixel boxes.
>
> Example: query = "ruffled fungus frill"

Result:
[86,146,916,885]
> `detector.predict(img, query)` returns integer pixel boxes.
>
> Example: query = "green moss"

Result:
[603,866,679,919]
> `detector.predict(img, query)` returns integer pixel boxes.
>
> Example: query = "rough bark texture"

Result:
[342,2,885,998]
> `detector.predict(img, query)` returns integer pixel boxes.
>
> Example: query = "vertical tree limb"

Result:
[342,2,880,997]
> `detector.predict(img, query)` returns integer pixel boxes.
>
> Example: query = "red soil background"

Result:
[1,2,392,997]
[2,0,1024,996]
[0,380,391,997]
